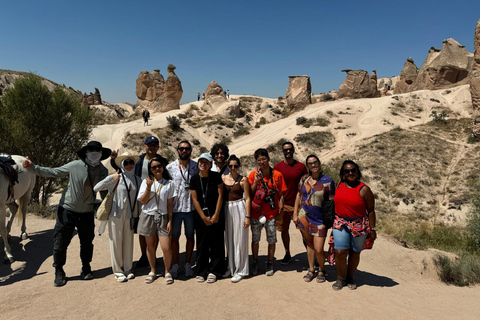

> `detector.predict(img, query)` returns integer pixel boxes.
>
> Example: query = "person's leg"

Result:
[332,227,350,290]
[346,250,361,280]
[77,211,95,277]
[251,219,261,260]
[123,213,134,277]
[158,236,172,273]
[195,217,209,279]
[314,235,326,272]
[280,205,293,263]
[345,234,367,289]
[171,212,182,265]
[266,218,277,262]
[52,207,75,286]
[108,215,124,278]
[184,211,195,265]
[145,235,157,274]
[210,222,226,277]
[136,235,149,267]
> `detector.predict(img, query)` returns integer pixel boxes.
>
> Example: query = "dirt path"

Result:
[1,214,479,320]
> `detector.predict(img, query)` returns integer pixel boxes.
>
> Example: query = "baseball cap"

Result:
[198,153,213,162]
[144,136,159,145]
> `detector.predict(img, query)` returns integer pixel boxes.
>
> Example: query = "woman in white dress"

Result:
[222,155,251,283]
[94,152,142,283]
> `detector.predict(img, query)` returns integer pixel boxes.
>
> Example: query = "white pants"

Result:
[225,199,249,276]
[108,211,134,278]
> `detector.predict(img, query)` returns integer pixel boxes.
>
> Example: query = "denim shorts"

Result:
[332,227,367,252]
[171,211,195,238]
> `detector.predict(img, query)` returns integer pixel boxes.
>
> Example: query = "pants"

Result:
[108,212,134,277]
[53,206,95,269]
[195,214,225,278]
[225,200,249,276]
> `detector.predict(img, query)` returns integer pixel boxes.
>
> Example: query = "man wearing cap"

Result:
[166,140,199,278]
[110,135,166,268]
[23,141,111,287]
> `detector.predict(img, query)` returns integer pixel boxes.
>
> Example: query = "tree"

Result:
[0,73,95,205]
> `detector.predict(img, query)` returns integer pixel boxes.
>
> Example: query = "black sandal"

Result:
[332,278,346,291]
[346,277,357,290]
[303,269,316,283]
[316,271,326,283]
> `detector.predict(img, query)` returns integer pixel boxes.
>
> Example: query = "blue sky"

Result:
[2,0,479,104]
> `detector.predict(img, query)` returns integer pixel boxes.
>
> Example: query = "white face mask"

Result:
[86,151,102,165]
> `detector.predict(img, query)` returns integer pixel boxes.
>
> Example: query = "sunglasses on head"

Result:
[228,164,239,169]
[124,160,135,166]
[178,147,191,151]
[344,168,357,174]
[87,147,102,152]
[151,164,163,170]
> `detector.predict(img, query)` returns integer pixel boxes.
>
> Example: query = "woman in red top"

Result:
[332,160,376,291]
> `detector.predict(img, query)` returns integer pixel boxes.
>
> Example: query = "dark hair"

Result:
[305,154,321,176]
[254,148,269,160]
[340,160,361,182]
[210,143,230,159]
[177,140,192,149]
[227,154,241,167]
[148,156,172,180]
[282,141,295,149]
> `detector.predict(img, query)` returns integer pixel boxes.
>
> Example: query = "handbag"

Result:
[96,179,120,221]
[322,184,335,229]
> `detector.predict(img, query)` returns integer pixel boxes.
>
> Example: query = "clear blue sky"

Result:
[2,0,479,104]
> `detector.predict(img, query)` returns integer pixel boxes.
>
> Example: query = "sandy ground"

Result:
[1,213,479,320]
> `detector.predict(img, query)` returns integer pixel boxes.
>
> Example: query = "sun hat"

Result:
[77,141,112,160]
[198,153,213,162]
[114,152,140,168]
[144,136,159,145]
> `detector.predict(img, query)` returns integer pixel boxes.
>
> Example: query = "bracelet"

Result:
[370,228,377,231]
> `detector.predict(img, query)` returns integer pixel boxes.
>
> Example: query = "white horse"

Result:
[0,155,36,263]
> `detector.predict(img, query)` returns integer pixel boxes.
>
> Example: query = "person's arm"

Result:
[361,185,376,240]
[139,178,153,205]
[242,178,252,229]
[211,182,224,224]
[250,170,261,196]
[23,157,70,178]
[191,189,212,226]
[293,191,302,226]
[93,171,119,192]
[167,197,174,235]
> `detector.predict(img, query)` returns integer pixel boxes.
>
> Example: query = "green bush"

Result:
[296,116,308,126]
[433,254,480,286]
[233,127,250,138]
[0,73,94,205]
[166,116,182,131]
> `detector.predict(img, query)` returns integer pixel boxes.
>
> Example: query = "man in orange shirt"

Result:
[248,148,287,276]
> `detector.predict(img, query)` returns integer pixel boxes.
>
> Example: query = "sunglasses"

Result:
[307,160,319,166]
[282,147,294,153]
[228,164,239,169]
[178,147,191,151]
[344,168,357,174]
[124,160,135,166]
[151,164,163,170]
[87,147,102,152]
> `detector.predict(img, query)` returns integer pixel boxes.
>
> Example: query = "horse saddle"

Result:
[0,154,19,185]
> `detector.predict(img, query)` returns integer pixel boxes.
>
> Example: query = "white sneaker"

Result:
[126,273,135,280]
[116,275,127,283]
[184,263,193,277]
[170,264,180,278]
[231,274,243,283]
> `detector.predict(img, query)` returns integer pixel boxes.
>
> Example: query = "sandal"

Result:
[332,278,346,291]
[206,273,217,284]
[145,271,156,284]
[316,271,326,283]
[165,272,174,285]
[346,278,357,290]
[196,275,205,283]
[303,270,315,283]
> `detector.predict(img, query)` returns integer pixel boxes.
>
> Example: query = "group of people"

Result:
[22,136,376,291]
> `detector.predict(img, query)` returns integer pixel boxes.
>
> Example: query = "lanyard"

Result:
[153,180,165,209]
[199,175,209,203]
[121,174,139,214]
[179,162,190,185]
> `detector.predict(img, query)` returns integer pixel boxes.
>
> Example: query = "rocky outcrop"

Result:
[337,70,380,99]
[203,81,228,110]
[0,70,57,96]
[394,58,419,94]
[285,76,311,109]
[411,39,473,91]
[135,64,183,112]
[81,88,102,105]
[471,20,480,137]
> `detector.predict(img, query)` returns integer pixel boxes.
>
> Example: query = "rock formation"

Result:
[471,20,480,137]
[285,75,311,109]
[135,64,183,112]
[337,70,380,99]
[202,81,241,116]
[410,39,473,91]
[81,88,102,105]
[394,58,419,94]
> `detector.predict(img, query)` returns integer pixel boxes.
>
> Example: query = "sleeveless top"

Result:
[224,177,244,201]
[334,182,366,218]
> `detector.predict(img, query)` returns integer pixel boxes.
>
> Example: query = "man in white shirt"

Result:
[166,141,199,277]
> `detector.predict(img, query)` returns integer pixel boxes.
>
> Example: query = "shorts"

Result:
[171,211,195,238]
[251,217,277,244]
[137,213,169,237]
[332,227,367,252]
[276,205,294,231]
[297,209,327,237]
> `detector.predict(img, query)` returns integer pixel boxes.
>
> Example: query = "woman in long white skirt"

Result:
[222,155,252,283]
